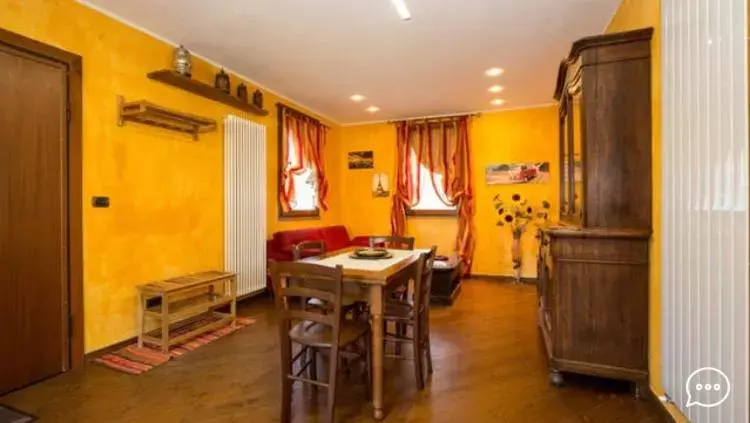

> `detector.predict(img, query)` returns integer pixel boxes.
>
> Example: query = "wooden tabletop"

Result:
[138,270,236,294]
[301,247,422,285]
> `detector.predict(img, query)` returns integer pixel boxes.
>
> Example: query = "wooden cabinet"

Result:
[538,28,653,392]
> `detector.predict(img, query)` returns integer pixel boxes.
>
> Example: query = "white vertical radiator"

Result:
[662,0,748,421]
[224,115,267,297]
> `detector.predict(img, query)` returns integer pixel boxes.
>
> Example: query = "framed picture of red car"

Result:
[485,162,550,185]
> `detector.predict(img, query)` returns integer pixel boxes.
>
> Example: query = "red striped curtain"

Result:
[279,109,329,212]
[390,117,476,274]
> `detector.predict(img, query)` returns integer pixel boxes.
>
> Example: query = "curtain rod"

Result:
[387,112,481,125]
[276,103,330,128]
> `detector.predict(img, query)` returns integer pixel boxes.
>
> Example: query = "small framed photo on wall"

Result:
[348,151,374,169]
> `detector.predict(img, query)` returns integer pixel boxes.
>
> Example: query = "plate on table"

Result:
[349,248,393,260]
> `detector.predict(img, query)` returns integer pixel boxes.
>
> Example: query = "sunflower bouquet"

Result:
[493,193,551,282]
[493,194,551,239]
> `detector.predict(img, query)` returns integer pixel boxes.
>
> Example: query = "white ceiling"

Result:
[81,0,621,124]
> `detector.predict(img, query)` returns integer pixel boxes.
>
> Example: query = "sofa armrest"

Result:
[267,250,294,262]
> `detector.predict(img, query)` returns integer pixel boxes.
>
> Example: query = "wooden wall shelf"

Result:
[117,96,217,140]
[147,70,270,116]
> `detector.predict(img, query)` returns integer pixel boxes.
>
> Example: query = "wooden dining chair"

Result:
[292,241,362,317]
[369,235,415,250]
[369,236,415,305]
[270,261,372,423]
[383,246,436,390]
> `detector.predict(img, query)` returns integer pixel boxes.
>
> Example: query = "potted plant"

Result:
[493,194,551,283]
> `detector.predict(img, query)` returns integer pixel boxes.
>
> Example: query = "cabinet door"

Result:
[537,232,552,332]
[570,78,584,221]
[559,98,570,218]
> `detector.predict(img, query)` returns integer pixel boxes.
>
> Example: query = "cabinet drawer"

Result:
[553,237,648,264]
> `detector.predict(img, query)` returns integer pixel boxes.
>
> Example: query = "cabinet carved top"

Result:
[554,28,654,101]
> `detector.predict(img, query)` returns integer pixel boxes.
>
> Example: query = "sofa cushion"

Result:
[349,236,373,247]
[320,225,351,251]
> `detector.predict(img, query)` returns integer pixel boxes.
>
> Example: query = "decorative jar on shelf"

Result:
[253,89,264,109]
[215,68,231,93]
[237,83,248,102]
[172,45,192,77]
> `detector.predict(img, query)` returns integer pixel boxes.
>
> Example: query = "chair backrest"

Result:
[269,261,344,338]
[413,246,437,314]
[369,235,415,250]
[292,240,327,261]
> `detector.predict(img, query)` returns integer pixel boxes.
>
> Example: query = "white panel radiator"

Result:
[662,0,749,421]
[224,115,267,297]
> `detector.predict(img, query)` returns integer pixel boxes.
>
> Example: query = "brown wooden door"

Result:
[0,43,70,394]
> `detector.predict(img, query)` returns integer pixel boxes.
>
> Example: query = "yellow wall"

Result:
[607,1,686,422]
[0,0,340,352]
[341,106,559,277]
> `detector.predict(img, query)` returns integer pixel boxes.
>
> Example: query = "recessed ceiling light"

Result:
[390,0,412,20]
[485,67,504,77]
[366,106,380,113]
[488,85,504,93]
[350,94,366,102]
[490,99,505,106]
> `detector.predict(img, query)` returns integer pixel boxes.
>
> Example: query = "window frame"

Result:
[406,208,459,217]
[277,106,320,219]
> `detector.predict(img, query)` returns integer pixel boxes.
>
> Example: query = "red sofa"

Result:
[266,225,372,292]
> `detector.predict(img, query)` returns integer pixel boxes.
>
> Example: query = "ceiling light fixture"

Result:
[485,67,504,77]
[490,99,505,106]
[366,106,380,113]
[350,94,366,102]
[390,0,412,20]
[488,85,504,93]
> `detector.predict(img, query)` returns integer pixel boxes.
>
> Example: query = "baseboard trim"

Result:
[85,335,137,360]
[467,274,537,285]
[237,288,270,302]
[645,387,677,423]
[84,290,270,360]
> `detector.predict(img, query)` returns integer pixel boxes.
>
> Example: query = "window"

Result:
[278,111,321,219]
[407,148,457,216]
[285,131,317,212]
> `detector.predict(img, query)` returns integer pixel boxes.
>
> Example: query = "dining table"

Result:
[300,246,426,420]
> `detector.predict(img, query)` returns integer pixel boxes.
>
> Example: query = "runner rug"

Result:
[94,316,255,375]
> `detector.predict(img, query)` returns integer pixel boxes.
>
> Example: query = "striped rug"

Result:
[94,316,256,375]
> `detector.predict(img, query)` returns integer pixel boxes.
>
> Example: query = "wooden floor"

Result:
[0,279,663,422]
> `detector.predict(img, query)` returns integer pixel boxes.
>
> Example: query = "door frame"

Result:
[0,28,84,368]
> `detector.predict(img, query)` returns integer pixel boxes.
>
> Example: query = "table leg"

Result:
[369,286,384,420]
[137,292,145,348]
[230,277,237,328]
[161,294,169,354]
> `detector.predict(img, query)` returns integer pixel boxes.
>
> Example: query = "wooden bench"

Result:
[137,271,237,353]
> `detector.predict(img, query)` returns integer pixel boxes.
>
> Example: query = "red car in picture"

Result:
[516,165,539,182]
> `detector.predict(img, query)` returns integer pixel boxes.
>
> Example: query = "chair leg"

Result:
[326,347,340,423]
[413,327,425,390]
[309,347,318,395]
[395,323,403,355]
[424,314,433,375]
[425,333,434,376]
[280,340,293,423]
